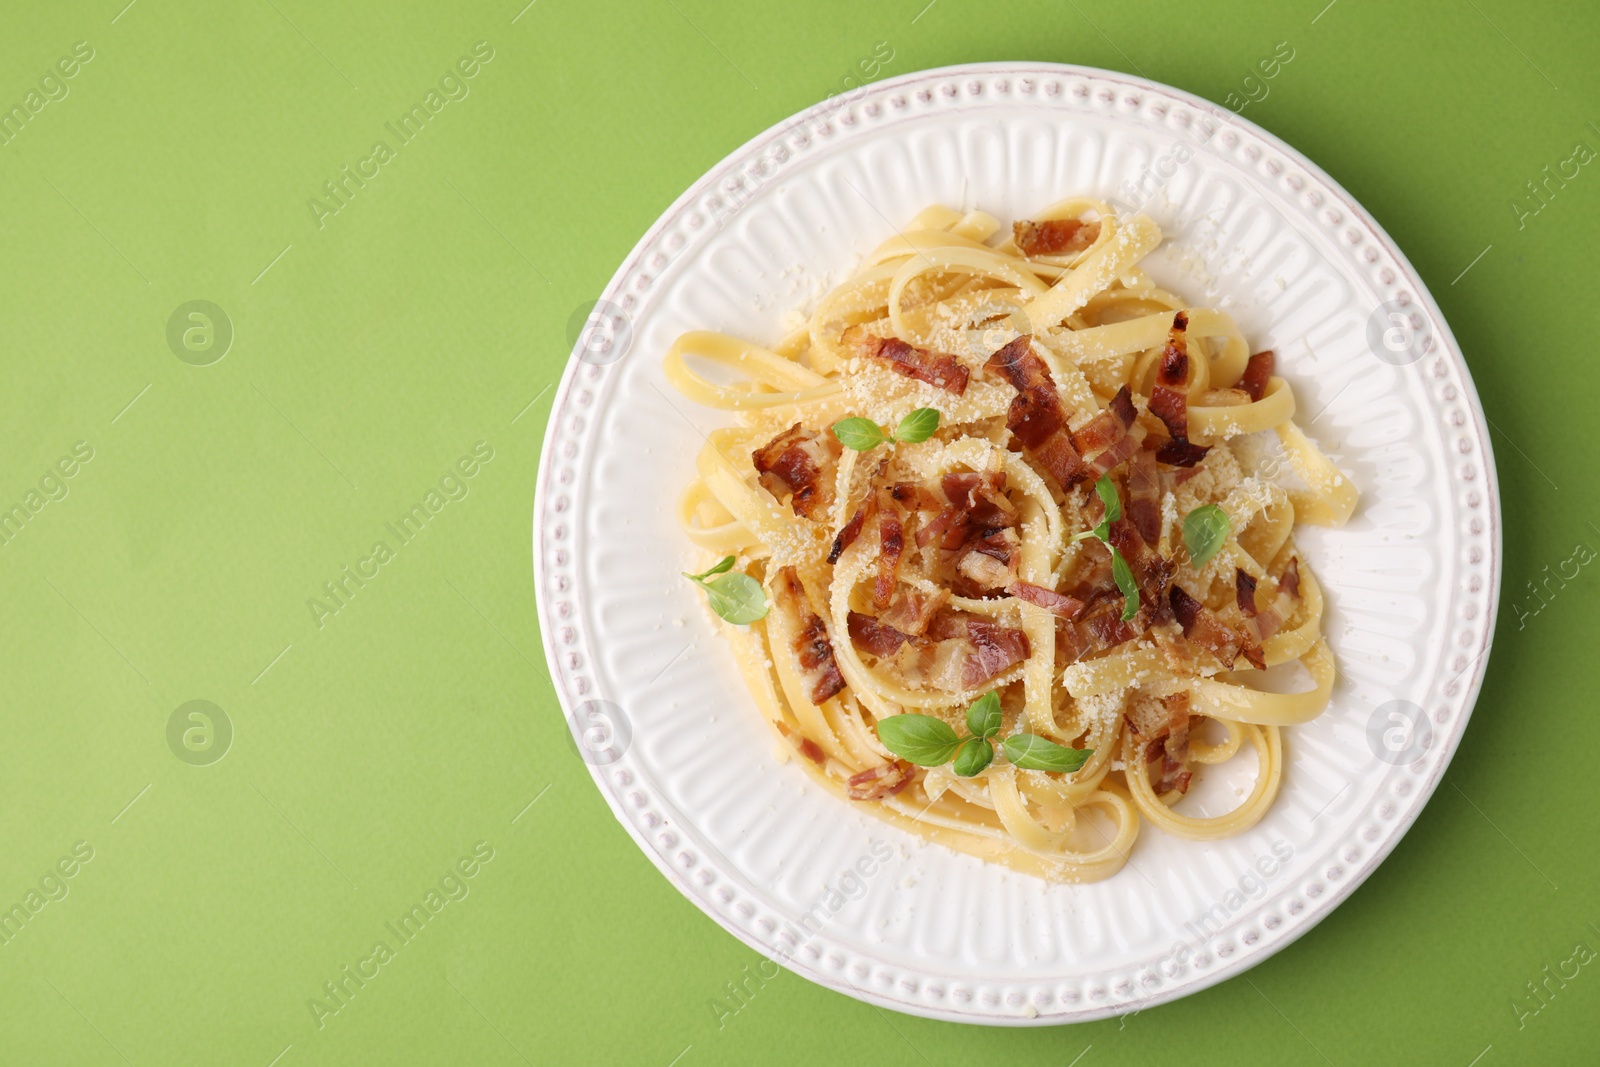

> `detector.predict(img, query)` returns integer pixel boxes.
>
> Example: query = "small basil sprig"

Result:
[1070,474,1140,620]
[831,408,941,451]
[683,557,768,624]
[874,691,1092,777]
[1183,504,1230,569]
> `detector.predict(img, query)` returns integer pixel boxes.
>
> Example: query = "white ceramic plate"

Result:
[533,62,1500,1024]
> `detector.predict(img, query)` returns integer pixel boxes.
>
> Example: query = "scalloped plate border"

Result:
[532,62,1501,1025]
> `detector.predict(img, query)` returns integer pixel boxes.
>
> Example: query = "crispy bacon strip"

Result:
[1147,313,1212,469]
[1147,386,1187,440]
[1153,692,1193,794]
[1013,218,1101,256]
[753,423,838,519]
[914,505,971,551]
[828,495,877,564]
[1240,349,1275,402]
[847,611,911,657]
[776,568,849,703]
[775,721,825,765]
[796,611,848,702]
[846,759,916,800]
[1107,518,1175,626]
[1236,569,1261,617]
[1169,584,1260,669]
[844,327,970,394]
[1078,589,1140,650]
[942,471,1016,526]
[984,335,1089,487]
[873,496,905,611]
[1149,328,1189,439]
[1280,556,1302,599]
[881,586,949,636]
[961,618,1031,688]
[1156,317,1190,388]
[1070,386,1137,454]
[1007,581,1085,619]
[1239,557,1303,646]
[1127,450,1163,544]
[1155,437,1211,468]
[955,528,1021,591]
[1089,432,1139,476]
[889,482,942,511]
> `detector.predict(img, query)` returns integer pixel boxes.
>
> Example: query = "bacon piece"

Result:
[873,500,905,611]
[1007,581,1085,619]
[775,721,825,765]
[1078,590,1139,649]
[1089,432,1139,476]
[850,331,970,394]
[1056,615,1091,665]
[1240,557,1303,647]
[776,568,848,703]
[1236,569,1261,617]
[1032,432,1090,487]
[1155,693,1193,794]
[1279,556,1301,599]
[961,618,1031,688]
[914,505,970,550]
[1109,384,1138,427]
[889,482,941,511]
[796,611,848,702]
[1156,315,1190,388]
[1169,585,1254,669]
[846,759,916,801]
[955,528,1020,591]
[1013,217,1101,256]
[942,471,1016,526]
[1126,450,1163,544]
[1240,349,1275,402]
[753,423,838,519]
[1152,625,1199,676]
[1070,386,1136,454]
[847,611,911,657]
[881,586,949,636]
[984,335,1090,488]
[1148,386,1187,440]
[1107,518,1175,626]
[1145,312,1213,468]
[828,496,877,564]
[985,336,1063,446]
[1155,437,1211,468]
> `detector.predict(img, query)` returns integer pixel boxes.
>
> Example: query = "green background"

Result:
[1,0,1593,1063]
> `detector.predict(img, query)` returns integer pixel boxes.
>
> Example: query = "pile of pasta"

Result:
[665,199,1356,882]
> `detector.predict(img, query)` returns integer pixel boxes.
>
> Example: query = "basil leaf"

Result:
[699,572,769,624]
[1183,504,1230,569]
[831,417,888,451]
[1094,474,1122,523]
[875,714,961,766]
[965,690,1002,739]
[1003,733,1093,773]
[894,407,941,444]
[1110,545,1140,622]
[685,556,735,581]
[952,736,994,777]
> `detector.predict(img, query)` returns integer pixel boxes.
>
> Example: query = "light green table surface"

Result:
[1,1,1595,1063]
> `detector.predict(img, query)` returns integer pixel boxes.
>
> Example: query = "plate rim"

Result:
[532,60,1502,1025]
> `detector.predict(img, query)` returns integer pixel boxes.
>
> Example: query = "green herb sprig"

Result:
[1182,504,1231,569]
[875,691,1092,776]
[683,557,768,624]
[831,408,941,451]
[1070,474,1139,621]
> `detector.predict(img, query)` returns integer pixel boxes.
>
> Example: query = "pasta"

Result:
[665,199,1356,882]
